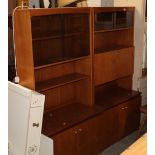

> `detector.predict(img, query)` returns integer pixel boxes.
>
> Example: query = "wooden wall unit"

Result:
[14,7,141,155]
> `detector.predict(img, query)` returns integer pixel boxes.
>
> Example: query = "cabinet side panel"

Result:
[14,10,35,90]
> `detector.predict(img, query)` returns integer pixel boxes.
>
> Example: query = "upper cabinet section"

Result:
[94,7,134,31]
[14,8,91,69]
[30,9,90,67]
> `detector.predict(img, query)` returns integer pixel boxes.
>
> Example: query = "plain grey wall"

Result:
[101,0,114,6]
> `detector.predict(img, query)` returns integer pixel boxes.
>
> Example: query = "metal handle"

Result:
[78,128,83,132]
[123,8,127,11]
[74,130,78,134]
[121,107,128,110]
[33,123,39,128]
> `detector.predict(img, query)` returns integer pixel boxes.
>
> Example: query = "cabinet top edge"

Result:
[13,7,135,16]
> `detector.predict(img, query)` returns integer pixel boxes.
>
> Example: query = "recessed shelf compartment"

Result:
[94,29,133,54]
[36,73,89,92]
[34,56,90,69]
[94,10,133,31]
[95,83,140,110]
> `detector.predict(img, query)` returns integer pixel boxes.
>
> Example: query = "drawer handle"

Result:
[123,8,127,11]
[74,130,78,134]
[79,128,83,132]
[33,123,39,128]
[121,107,128,110]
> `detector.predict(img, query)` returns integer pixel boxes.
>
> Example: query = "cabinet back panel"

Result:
[94,29,133,52]
[35,58,91,83]
[31,14,90,67]
[42,83,76,111]
[35,62,75,82]
[41,80,90,111]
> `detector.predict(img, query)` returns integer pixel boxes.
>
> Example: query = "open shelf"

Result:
[94,45,132,54]
[42,103,103,136]
[34,55,90,69]
[95,85,140,110]
[95,27,133,33]
[36,73,89,92]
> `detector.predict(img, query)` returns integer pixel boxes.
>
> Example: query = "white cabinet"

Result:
[8,82,45,155]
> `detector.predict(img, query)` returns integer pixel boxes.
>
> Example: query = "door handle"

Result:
[32,123,39,128]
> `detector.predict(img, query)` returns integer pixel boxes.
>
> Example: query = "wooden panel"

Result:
[97,107,119,150]
[117,96,141,139]
[36,73,88,92]
[116,47,134,78]
[117,76,133,90]
[29,8,91,16]
[93,7,135,13]
[35,62,75,82]
[95,83,141,110]
[53,127,77,155]
[14,10,35,90]
[94,52,117,85]
[74,57,93,106]
[76,118,99,155]
[94,29,133,53]
[42,82,76,111]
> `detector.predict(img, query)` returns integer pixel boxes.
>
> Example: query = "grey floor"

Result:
[100,131,139,155]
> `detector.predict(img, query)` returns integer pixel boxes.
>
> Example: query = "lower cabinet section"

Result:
[52,96,141,155]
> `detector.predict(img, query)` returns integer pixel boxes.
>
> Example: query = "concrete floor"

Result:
[100,131,139,155]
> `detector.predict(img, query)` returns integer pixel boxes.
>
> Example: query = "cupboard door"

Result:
[117,96,141,139]
[116,47,134,78]
[97,107,119,150]
[53,127,77,155]
[94,52,117,85]
[76,118,99,155]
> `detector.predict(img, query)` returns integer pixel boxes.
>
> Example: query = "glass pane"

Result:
[115,11,133,28]
[31,13,90,67]
[95,12,114,31]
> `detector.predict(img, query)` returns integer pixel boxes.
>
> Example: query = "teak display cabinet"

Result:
[14,8,93,112]
[14,7,141,155]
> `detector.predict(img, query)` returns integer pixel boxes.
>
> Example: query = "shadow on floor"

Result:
[100,131,140,155]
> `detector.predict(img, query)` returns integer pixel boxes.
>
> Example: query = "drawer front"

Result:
[116,47,134,78]
[26,107,44,155]
[94,52,117,85]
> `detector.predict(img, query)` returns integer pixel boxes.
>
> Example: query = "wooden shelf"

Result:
[95,27,133,33]
[42,103,103,137]
[34,55,90,69]
[95,86,141,110]
[36,73,89,92]
[94,46,133,54]
[32,32,85,41]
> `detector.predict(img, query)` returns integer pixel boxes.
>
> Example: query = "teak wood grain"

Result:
[14,10,35,90]
[14,7,140,155]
